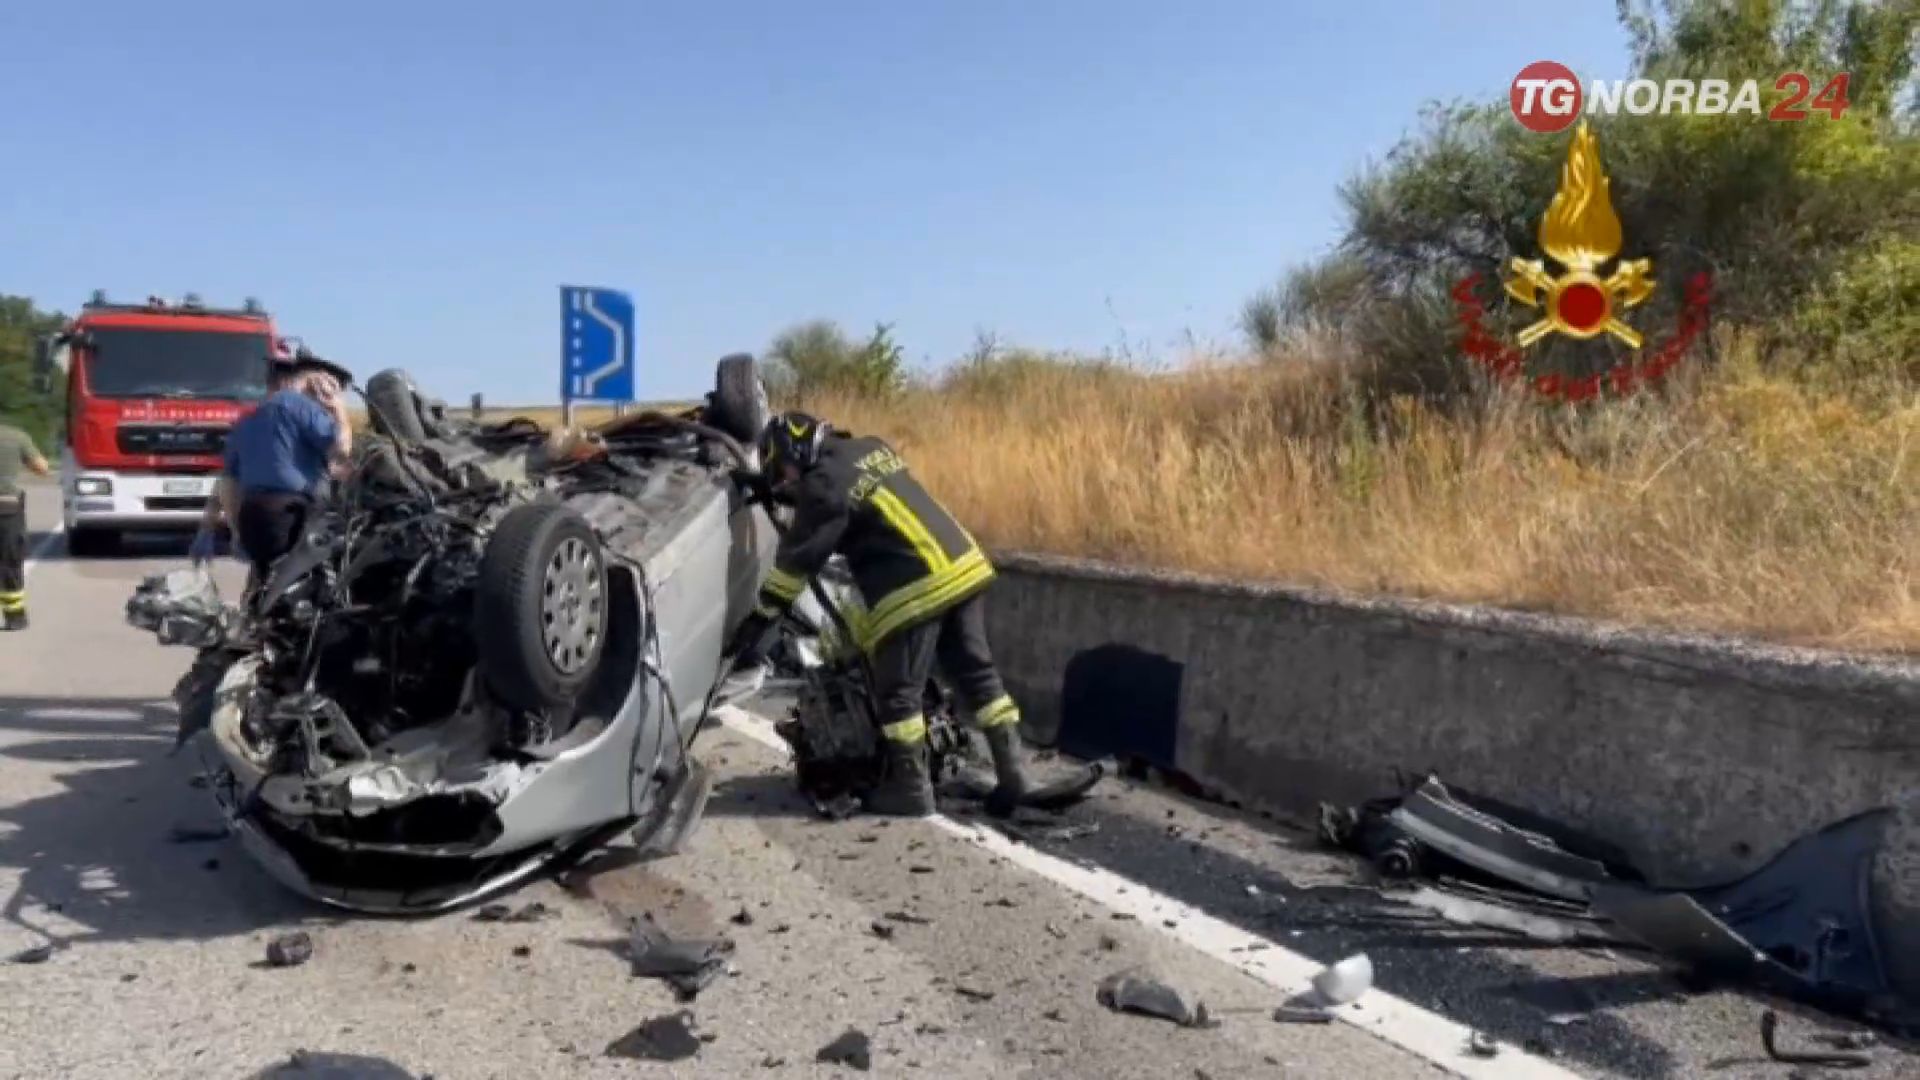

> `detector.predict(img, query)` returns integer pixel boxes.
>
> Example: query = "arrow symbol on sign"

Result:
[578,292,627,397]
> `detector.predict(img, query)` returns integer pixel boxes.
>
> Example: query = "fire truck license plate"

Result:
[163,479,205,496]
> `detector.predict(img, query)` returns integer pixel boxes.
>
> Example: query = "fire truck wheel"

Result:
[474,502,608,713]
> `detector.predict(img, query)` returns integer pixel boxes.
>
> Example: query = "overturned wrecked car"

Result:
[128,358,776,912]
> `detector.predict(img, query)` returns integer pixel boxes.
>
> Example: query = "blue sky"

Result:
[1,2,1629,404]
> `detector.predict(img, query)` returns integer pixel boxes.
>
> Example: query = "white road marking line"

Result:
[715,706,1586,1080]
[24,706,143,721]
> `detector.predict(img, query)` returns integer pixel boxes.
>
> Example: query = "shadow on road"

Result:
[706,769,855,825]
[25,531,198,564]
[0,695,318,953]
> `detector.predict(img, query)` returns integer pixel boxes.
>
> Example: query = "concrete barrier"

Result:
[979,552,1920,990]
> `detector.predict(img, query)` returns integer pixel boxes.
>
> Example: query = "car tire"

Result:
[67,527,118,558]
[364,368,430,442]
[707,353,769,444]
[474,502,609,713]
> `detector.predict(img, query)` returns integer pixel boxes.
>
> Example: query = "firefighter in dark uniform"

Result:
[0,422,53,631]
[727,412,1034,818]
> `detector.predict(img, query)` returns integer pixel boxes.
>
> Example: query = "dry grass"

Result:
[793,335,1918,656]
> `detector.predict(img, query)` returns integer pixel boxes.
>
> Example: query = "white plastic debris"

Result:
[1310,953,1374,1006]
[1096,969,1215,1028]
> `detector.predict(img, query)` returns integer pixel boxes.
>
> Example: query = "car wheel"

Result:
[707,353,770,444]
[475,502,609,713]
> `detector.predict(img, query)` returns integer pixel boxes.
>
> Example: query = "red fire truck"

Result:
[36,291,289,556]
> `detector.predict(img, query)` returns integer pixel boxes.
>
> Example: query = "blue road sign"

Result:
[561,285,636,402]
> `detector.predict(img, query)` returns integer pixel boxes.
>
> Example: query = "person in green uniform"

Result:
[0,422,53,631]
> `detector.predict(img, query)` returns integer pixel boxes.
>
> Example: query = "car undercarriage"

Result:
[127,359,775,911]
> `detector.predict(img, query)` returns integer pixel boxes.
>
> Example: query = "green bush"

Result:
[1789,233,1920,385]
[765,318,908,402]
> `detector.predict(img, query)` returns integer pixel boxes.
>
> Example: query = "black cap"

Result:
[274,345,354,388]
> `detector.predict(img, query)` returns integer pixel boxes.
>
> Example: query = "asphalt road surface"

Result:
[1,481,1910,1080]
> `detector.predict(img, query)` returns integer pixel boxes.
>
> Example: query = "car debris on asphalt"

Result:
[1318,772,1918,1036]
[1760,1009,1874,1069]
[1465,1031,1500,1058]
[1272,1005,1335,1025]
[626,912,734,1001]
[1402,885,1615,945]
[265,932,315,968]
[954,982,997,1002]
[1096,969,1216,1028]
[473,901,554,924]
[9,944,55,965]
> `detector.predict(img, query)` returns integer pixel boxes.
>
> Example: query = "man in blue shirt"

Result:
[198,351,354,579]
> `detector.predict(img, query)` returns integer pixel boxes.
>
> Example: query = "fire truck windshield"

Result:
[83,327,274,401]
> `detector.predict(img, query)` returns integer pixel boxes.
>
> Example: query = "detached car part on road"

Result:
[128,358,776,912]
[1321,775,1918,1036]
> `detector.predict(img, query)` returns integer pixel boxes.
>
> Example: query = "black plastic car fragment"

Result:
[1590,808,1900,1022]
[1387,778,1618,901]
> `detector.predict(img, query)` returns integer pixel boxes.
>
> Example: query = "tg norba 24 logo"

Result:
[1510,60,1851,132]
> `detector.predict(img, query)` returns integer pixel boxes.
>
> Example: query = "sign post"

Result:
[560,285,636,425]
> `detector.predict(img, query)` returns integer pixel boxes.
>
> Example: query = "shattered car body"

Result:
[128,359,775,912]
[1321,775,1918,1034]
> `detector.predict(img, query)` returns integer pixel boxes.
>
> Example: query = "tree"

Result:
[0,295,66,448]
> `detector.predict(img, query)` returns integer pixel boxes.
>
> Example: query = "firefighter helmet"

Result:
[758,411,830,472]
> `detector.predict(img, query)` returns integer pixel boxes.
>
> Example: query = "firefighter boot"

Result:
[866,719,936,818]
[982,724,1030,819]
[0,608,25,632]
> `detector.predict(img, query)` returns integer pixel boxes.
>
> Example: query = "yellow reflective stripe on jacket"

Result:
[868,487,950,573]
[762,566,807,604]
[860,548,994,650]
[863,548,989,637]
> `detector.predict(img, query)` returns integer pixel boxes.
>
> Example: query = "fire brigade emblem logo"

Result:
[1503,121,1653,348]
[1451,120,1712,402]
